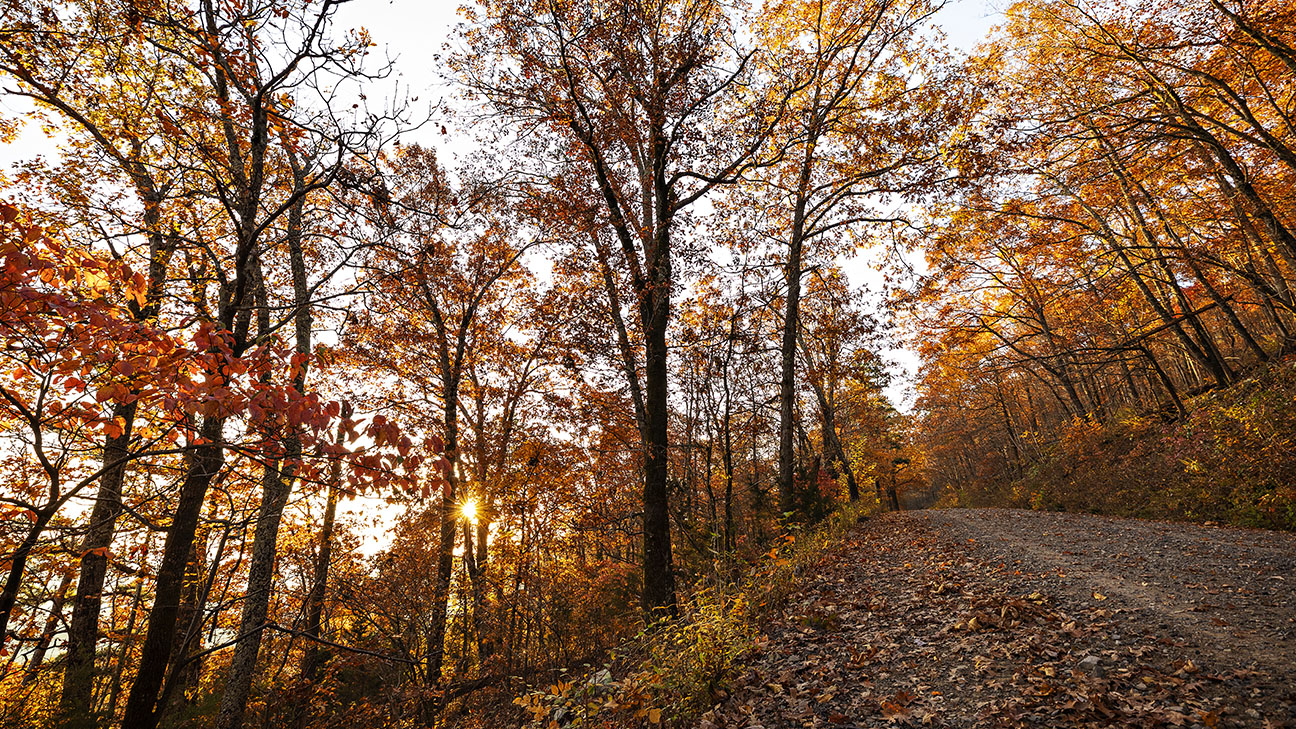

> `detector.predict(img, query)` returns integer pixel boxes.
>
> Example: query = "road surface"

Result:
[710,509,1296,728]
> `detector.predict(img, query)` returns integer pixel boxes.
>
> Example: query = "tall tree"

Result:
[345,144,535,710]
[458,0,790,613]
[752,0,946,517]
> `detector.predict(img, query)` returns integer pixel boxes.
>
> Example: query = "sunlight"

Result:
[460,497,478,523]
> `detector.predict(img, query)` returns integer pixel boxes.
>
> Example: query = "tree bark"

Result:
[120,414,225,729]
[641,254,676,616]
[60,401,136,717]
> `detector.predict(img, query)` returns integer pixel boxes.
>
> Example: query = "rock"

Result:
[1077,655,1105,677]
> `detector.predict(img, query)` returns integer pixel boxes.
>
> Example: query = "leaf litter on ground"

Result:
[707,509,1296,729]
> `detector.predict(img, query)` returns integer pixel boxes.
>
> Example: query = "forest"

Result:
[0,0,1292,727]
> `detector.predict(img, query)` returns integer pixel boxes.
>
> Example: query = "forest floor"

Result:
[708,508,1296,729]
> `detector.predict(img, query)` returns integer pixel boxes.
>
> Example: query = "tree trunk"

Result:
[120,414,225,729]
[300,422,345,681]
[1138,344,1187,417]
[721,345,737,552]
[106,577,145,720]
[1112,242,1233,389]
[778,147,815,520]
[426,397,459,693]
[641,223,677,616]
[60,400,136,717]
[798,337,860,503]
[21,571,72,687]
[777,237,803,519]
[0,507,55,650]
[213,454,299,729]
[161,527,211,714]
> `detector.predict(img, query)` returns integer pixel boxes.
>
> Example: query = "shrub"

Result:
[512,500,874,727]
[957,363,1296,531]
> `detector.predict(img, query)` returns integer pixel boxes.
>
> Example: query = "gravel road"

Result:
[710,508,1296,729]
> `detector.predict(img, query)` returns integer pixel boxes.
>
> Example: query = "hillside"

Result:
[949,363,1296,531]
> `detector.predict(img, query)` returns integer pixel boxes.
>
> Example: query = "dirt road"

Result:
[709,509,1296,729]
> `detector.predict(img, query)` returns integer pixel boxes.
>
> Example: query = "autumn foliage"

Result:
[909,0,1296,530]
[0,0,1293,727]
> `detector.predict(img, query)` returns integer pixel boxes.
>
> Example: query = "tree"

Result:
[750,0,947,518]
[458,0,791,614]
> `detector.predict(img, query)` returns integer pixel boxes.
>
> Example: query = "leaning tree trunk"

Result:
[160,526,213,715]
[120,414,225,729]
[214,456,298,729]
[21,572,72,687]
[60,401,136,716]
[798,332,860,503]
[0,506,55,650]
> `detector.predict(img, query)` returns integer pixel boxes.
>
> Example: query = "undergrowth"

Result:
[512,501,873,727]
[953,361,1296,531]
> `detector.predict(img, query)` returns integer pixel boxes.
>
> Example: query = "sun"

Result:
[460,497,478,522]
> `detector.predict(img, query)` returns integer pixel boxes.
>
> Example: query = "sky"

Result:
[333,0,1004,87]
[2,0,1005,409]
[0,0,1005,554]
[327,0,1005,411]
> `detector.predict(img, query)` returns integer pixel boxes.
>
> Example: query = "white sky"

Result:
[3,0,1004,411]
[329,0,1004,412]
[0,0,1003,555]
